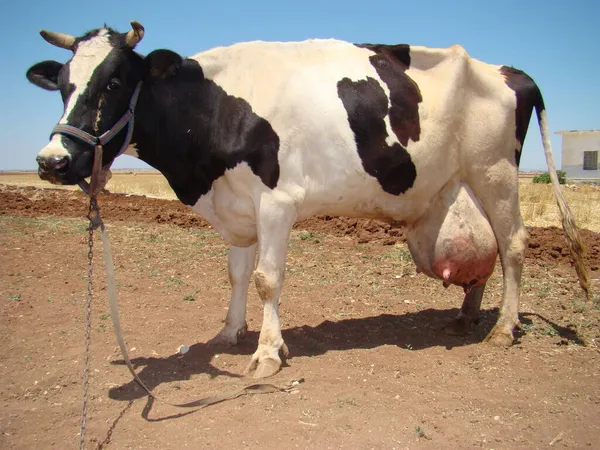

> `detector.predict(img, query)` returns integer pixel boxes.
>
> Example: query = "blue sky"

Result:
[1,0,598,171]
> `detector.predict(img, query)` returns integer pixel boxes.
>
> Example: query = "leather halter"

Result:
[50,81,143,159]
[48,82,143,194]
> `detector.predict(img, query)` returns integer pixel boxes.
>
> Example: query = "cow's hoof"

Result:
[252,358,281,379]
[245,355,281,379]
[208,322,248,347]
[484,327,514,347]
[245,342,287,378]
[444,316,472,336]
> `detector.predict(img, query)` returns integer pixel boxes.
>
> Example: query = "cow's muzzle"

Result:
[36,154,70,183]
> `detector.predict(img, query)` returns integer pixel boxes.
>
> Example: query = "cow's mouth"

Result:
[38,167,67,185]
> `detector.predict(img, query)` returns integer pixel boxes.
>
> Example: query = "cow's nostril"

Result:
[54,156,69,173]
[36,155,46,168]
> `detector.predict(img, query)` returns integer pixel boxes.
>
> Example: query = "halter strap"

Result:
[50,82,143,158]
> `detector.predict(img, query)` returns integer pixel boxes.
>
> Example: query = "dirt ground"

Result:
[1,184,599,449]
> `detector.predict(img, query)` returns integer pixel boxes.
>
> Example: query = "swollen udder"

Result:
[406,183,498,291]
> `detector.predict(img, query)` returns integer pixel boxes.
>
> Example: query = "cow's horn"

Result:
[39,30,76,51]
[125,21,144,48]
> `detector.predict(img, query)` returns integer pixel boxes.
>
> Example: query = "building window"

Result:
[583,151,598,170]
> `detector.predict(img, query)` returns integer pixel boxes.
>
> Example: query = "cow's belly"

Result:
[405,181,498,290]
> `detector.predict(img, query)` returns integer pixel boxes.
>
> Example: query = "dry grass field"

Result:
[518,181,600,231]
[0,171,175,198]
[1,170,599,231]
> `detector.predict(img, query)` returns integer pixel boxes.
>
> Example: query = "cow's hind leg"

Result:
[468,162,527,346]
[246,196,296,378]
[210,244,256,346]
[445,283,486,336]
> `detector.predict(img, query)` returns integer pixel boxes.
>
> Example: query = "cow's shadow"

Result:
[108,306,581,402]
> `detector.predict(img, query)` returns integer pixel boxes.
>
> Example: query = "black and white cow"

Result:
[27,22,588,378]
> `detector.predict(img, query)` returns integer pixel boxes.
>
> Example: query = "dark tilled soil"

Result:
[1,184,599,269]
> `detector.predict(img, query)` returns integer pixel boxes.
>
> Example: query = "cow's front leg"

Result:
[211,244,257,346]
[246,197,295,378]
[445,283,486,335]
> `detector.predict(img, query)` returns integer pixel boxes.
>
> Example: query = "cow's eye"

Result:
[107,78,121,91]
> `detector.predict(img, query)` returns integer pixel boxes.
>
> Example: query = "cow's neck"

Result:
[129,61,223,205]
[129,59,280,206]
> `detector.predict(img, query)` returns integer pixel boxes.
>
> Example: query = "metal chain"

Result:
[80,196,99,450]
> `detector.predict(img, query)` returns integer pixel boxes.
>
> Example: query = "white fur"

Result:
[60,29,113,124]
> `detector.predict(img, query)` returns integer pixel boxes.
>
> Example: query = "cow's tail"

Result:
[536,100,591,300]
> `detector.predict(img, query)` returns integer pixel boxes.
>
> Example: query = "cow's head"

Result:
[26,21,182,185]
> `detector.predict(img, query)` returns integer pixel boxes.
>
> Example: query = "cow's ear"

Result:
[26,60,63,91]
[144,50,182,80]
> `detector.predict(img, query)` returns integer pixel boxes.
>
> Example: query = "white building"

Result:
[555,130,600,182]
